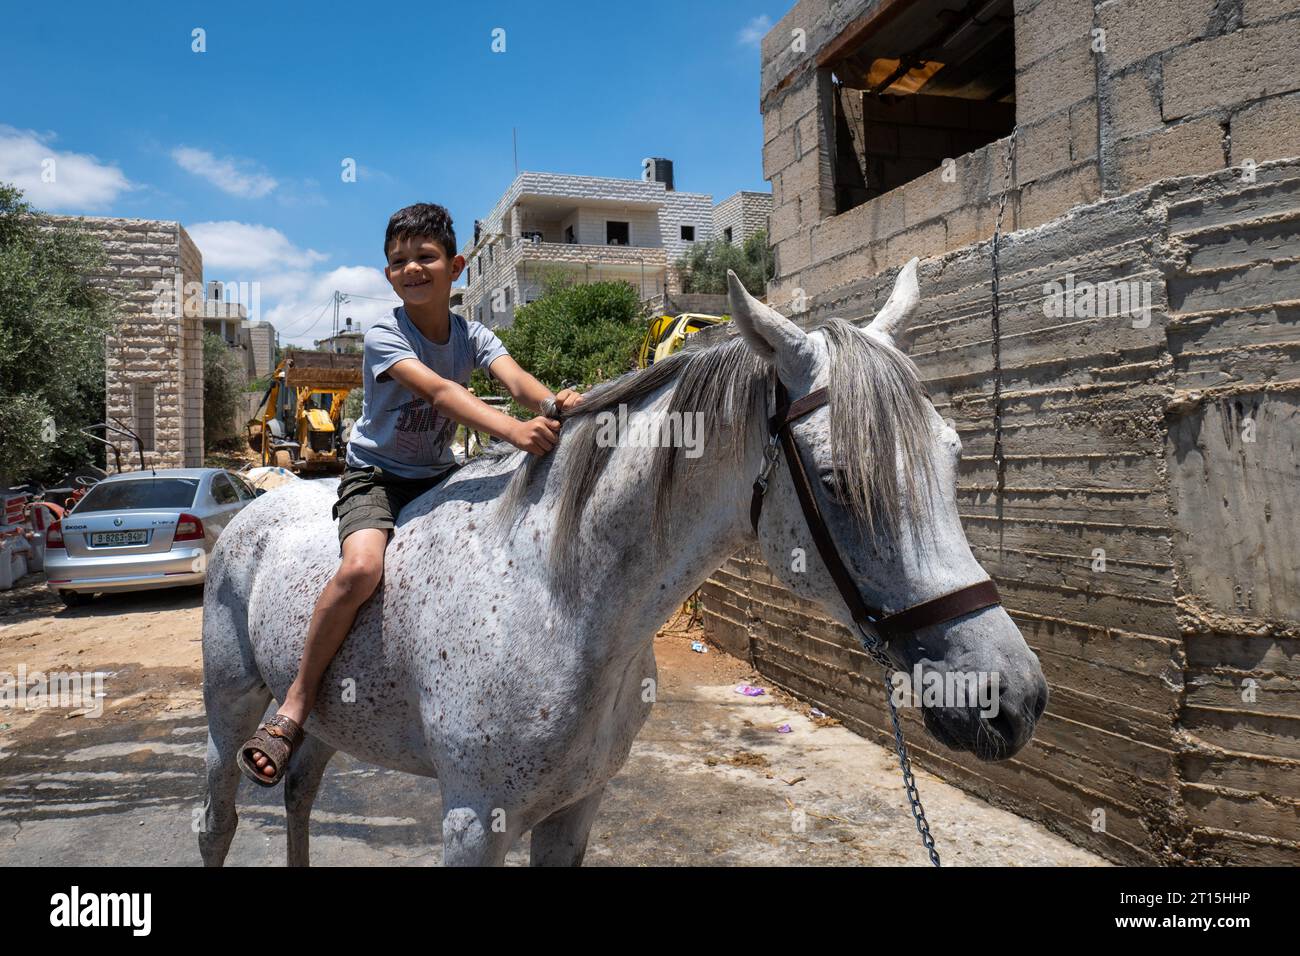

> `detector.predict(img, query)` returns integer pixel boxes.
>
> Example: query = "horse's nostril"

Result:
[1032,688,1048,721]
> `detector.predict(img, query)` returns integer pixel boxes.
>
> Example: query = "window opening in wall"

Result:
[606,221,629,246]
[827,0,1016,216]
[680,225,695,241]
[723,227,734,244]
[133,382,156,452]
[564,225,576,244]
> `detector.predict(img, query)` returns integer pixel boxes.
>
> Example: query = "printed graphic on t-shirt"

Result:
[392,397,454,461]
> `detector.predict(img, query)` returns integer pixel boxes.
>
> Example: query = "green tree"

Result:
[0,183,118,484]
[674,228,774,295]
[481,276,645,402]
[202,332,246,449]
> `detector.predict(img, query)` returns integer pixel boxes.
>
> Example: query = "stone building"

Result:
[699,0,1300,865]
[202,281,277,380]
[712,190,774,246]
[53,216,205,470]
[460,161,771,328]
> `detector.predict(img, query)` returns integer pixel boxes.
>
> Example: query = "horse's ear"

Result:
[726,270,814,376]
[864,257,920,351]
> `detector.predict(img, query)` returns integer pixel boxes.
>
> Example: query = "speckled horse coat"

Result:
[199,262,1046,866]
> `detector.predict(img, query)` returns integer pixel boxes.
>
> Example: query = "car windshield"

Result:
[73,478,200,513]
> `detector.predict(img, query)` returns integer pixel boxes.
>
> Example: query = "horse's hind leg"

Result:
[199,682,270,867]
[199,560,271,867]
[529,787,607,867]
[284,733,336,867]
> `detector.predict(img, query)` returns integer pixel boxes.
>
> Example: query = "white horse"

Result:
[199,261,1048,866]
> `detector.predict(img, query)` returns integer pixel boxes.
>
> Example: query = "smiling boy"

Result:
[238,202,581,786]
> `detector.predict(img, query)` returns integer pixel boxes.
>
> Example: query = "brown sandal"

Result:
[237,714,304,787]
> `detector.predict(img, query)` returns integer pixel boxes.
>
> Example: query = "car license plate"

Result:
[90,530,148,547]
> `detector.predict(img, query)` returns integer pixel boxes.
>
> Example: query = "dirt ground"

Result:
[0,572,1105,866]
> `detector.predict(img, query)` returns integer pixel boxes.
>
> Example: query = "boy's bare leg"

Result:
[246,528,388,780]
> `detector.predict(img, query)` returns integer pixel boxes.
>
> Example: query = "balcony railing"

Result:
[517,240,666,268]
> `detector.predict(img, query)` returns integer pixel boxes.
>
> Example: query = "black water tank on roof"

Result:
[645,157,674,191]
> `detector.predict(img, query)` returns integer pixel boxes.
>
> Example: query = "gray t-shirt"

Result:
[345,307,509,479]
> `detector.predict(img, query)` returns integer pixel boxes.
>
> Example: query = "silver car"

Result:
[44,468,261,606]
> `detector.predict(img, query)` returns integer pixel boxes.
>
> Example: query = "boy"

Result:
[238,202,581,786]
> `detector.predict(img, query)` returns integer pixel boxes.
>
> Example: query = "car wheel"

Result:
[58,590,89,608]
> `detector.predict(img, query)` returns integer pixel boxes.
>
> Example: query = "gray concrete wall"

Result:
[702,0,1300,866]
[702,159,1300,866]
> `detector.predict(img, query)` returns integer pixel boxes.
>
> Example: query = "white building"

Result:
[459,160,770,329]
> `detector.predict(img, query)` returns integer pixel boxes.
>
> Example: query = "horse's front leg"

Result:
[529,787,607,866]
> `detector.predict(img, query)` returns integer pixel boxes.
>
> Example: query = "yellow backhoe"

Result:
[247,349,362,475]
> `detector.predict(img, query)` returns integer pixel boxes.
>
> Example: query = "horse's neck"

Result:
[570,384,762,642]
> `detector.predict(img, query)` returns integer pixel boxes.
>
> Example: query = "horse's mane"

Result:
[492,318,936,592]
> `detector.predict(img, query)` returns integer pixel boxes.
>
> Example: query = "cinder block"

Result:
[780,151,823,204]
[1244,0,1300,22]
[1115,116,1226,192]
[883,219,946,269]
[779,74,821,129]
[1097,0,1216,71]
[1105,66,1164,139]
[1018,162,1101,229]
[763,127,798,180]
[1230,92,1300,165]
[1016,38,1097,123]
[1070,99,1099,162]
[1017,110,1075,186]
[768,197,804,244]
[763,106,782,145]
[901,166,965,226]
[944,200,999,251]
[1016,0,1095,66]
[1163,19,1300,120]
[776,232,814,276]
[796,110,820,158]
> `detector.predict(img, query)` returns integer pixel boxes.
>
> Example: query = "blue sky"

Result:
[0,2,778,344]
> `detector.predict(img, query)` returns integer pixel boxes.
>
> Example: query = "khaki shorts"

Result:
[332,464,459,550]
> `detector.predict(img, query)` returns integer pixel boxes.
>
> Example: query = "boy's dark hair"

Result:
[384,203,456,260]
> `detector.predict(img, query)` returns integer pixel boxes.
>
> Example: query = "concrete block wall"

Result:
[713,190,774,246]
[702,160,1300,864]
[49,216,204,470]
[759,0,1300,315]
[705,0,1300,865]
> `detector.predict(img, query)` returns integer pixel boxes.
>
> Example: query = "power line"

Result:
[276,295,334,338]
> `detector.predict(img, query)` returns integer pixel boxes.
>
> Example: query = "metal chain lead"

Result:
[858,624,941,867]
[990,128,1017,514]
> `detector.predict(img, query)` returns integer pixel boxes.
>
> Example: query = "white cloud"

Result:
[186,220,327,272]
[738,14,772,47]
[266,266,401,346]
[0,126,132,211]
[171,146,278,198]
[186,220,399,345]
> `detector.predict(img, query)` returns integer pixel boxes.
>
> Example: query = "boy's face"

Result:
[384,235,464,309]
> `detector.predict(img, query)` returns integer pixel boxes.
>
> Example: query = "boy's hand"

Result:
[554,388,584,413]
[511,416,561,456]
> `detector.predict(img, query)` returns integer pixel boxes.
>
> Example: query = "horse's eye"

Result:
[818,469,841,498]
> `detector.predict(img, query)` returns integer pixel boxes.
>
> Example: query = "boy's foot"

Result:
[237,713,305,787]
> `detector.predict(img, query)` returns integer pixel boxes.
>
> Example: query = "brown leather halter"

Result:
[749,379,1002,646]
